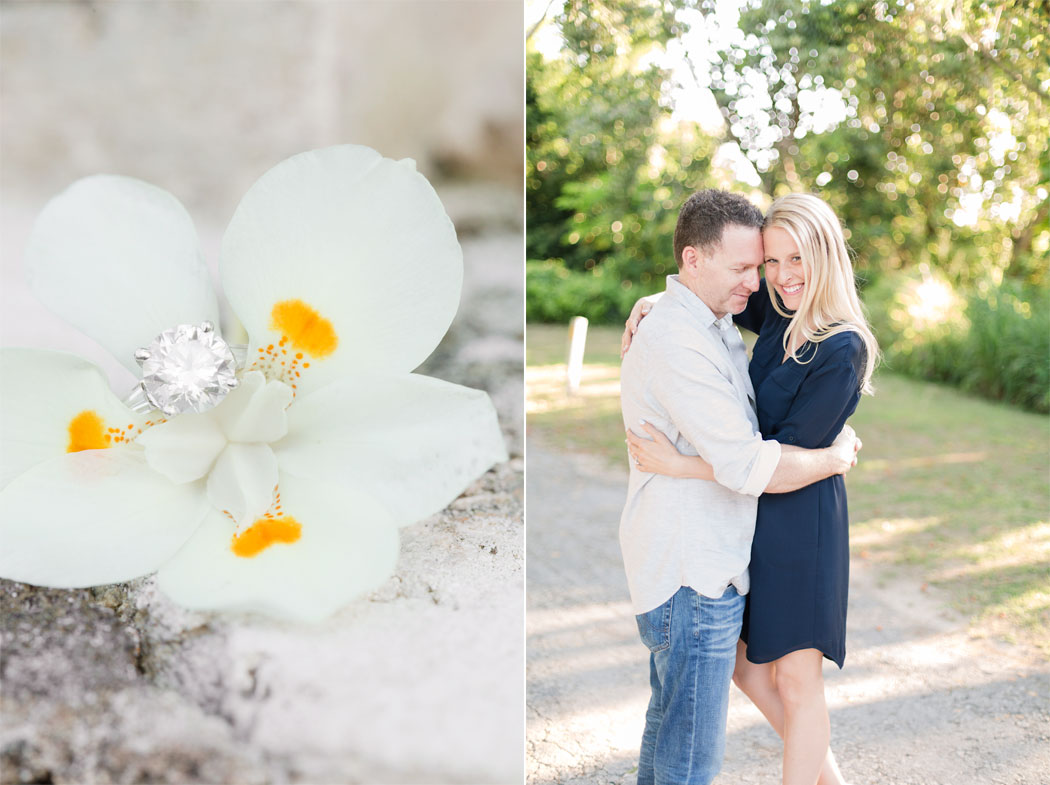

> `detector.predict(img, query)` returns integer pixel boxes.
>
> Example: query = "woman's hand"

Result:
[829,423,862,473]
[626,422,714,480]
[620,294,659,358]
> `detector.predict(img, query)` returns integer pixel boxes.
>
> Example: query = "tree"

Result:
[705,0,1049,285]
[527,0,715,288]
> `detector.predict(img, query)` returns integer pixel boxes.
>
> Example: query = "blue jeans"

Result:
[635,585,745,785]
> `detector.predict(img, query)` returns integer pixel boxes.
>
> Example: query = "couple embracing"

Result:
[619,189,879,785]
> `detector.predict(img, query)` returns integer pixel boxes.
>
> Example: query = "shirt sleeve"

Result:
[732,279,769,335]
[767,337,864,449]
[649,337,781,497]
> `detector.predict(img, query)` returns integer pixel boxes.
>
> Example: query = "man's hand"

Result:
[620,298,654,358]
[829,424,862,474]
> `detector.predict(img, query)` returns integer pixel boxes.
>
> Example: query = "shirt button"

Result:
[788,436,796,443]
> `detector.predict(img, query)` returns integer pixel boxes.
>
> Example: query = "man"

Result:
[618,189,858,785]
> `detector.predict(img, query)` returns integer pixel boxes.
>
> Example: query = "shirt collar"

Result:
[664,274,734,332]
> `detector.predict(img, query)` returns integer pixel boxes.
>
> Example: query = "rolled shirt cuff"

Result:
[739,438,782,497]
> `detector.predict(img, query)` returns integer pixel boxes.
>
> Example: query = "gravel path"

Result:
[526,440,1050,785]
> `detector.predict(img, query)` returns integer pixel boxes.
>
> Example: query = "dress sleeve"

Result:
[767,336,865,449]
[733,278,769,335]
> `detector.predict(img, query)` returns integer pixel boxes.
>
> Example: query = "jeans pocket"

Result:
[697,589,745,655]
[635,599,672,652]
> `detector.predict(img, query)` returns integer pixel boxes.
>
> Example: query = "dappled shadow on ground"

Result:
[723,672,1050,785]
[526,364,622,414]
[852,512,1050,652]
[526,439,1050,785]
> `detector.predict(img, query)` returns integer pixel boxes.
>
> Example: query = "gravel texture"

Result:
[526,440,1050,785]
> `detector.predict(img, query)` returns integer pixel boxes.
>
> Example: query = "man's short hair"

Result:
[673,190,764,268]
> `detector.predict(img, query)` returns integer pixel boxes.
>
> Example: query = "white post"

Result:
[566,316,588,395]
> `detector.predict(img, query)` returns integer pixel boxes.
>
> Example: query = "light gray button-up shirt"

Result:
[619,275,781,614]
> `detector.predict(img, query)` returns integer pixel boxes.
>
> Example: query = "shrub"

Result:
[526,259,659,324]
[864,271,1049,413]
[963,280,1050,412]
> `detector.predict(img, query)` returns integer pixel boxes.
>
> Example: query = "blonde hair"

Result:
[763,193,879,395]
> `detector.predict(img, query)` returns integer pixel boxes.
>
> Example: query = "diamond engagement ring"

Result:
[123,321,248,415]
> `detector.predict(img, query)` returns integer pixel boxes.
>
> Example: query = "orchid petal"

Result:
[156,475,398,622]
[221,146,462,396]
[206,443,279,525]
[0,449,209,588]
[0,348,147,490]
[274,374,507,527]
[25,175,220,376]
[210,371,292,443]
[136,413,227,484]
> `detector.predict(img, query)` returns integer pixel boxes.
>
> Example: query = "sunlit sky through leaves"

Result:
[526,0,1035,227]
[526,0,852,188]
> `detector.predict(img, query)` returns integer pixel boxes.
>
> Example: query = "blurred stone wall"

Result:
[1,0,522,207]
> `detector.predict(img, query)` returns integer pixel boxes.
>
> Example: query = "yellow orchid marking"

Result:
[226,486,301,557]
[231,516,302,558]
[249,299,333,395]
[270,299,337,357]
[67,410,150,452]
[67,410,112,452]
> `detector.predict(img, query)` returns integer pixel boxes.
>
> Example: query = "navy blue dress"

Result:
[734,281,865,668]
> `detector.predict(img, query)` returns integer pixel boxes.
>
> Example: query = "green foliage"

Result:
[716,0,1050,286]
[557,0,686,61]
[526,259,661,324]
[865,272,1049,412]
[527,0,718,284]
[527,0,1049,410]
[527,51,668,272]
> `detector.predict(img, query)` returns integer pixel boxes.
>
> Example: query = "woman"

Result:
[622,193,878,785]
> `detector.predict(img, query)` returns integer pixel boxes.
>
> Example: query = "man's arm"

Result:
[626,420,859,488]
[649,337,781,497]
[764,427,859,493]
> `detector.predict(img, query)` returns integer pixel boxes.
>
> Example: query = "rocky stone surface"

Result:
[1,212,523,785]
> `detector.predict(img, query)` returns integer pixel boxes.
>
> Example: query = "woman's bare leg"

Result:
[775,647,831,785]
[733,641,845,785]
[732,639,784,730]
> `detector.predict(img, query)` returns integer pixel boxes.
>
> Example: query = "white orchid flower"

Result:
[0,145,507,622]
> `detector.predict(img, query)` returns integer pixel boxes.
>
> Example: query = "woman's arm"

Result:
[620,292,663,358]
[626,422,715,481]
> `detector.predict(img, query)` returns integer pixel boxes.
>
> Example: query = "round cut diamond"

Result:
[140,323,238,415]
